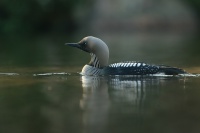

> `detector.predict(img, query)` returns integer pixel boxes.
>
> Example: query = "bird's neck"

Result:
[88,53,101,68]
[80,53,105,76]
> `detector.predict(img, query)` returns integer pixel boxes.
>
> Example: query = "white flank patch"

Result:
[131,63,133,67]
[137,63,141,67]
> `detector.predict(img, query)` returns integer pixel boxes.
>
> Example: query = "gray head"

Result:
[65,36,109,68]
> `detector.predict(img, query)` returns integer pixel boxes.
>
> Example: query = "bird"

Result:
[65,36,186,76]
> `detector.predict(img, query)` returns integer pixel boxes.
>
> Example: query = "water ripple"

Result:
[0,73,19,76]
[33,72,70,76]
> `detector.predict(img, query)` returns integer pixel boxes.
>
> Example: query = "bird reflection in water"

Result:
[80,76,110,133]
[79,75,164,133]
[109,77,147,106]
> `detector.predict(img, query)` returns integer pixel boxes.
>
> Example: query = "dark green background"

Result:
[0,0,199,67]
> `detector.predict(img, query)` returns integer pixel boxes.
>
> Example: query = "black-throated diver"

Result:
[65,36,186,76]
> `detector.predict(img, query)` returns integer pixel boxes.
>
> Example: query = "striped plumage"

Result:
[89,53,101,68]
[81,65,102,75]
[103,61,159,75]
[65,36,186,76]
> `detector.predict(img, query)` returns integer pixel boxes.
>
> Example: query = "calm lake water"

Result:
[0,67,200,133]
[1,35,200,133]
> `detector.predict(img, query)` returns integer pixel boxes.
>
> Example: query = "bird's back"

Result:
[102,61,186,75]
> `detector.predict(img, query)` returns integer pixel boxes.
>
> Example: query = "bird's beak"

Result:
[65,42,89,53]
[65,43,81,49]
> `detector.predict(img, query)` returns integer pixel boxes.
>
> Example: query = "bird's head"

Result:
[65,36,109,67]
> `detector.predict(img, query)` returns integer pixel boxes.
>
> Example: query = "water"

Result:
[1,34,200,133]
[0,68,200,133]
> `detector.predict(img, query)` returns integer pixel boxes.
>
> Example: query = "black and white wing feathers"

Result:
[103,61,186,75]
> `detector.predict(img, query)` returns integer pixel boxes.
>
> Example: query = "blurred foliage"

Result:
[0,0,199,67]
[184,0,200,28]
[0,0,92,36]
[184,0,200,15]
[0,0,199,36]
[0,0,93,66]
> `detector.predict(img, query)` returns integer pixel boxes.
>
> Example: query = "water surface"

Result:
[0,67,200,133]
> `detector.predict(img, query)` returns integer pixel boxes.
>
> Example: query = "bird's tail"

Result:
[159,65,187,75]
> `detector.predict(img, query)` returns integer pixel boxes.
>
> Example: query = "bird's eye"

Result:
[81,41,87,49]
[82,42,87,47]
